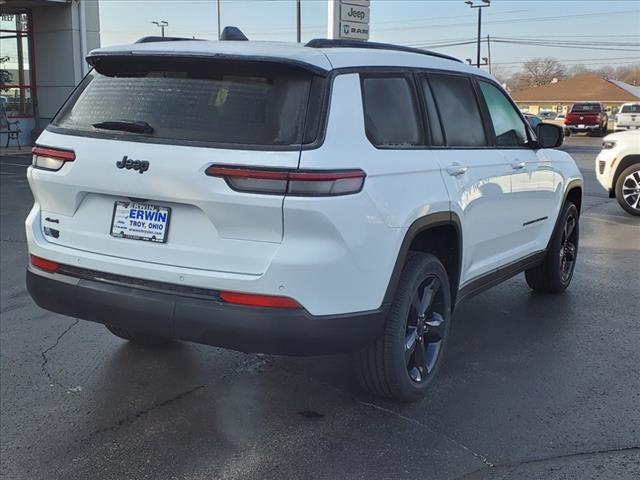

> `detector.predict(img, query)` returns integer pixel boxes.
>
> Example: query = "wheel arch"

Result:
[565,183,583,213]
[383,212,462,309]
[613,155,640,191]
[546,178,583,252]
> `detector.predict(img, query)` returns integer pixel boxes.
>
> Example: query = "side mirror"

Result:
[536,123,563,148]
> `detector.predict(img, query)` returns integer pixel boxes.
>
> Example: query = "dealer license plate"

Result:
[110,201,171,243]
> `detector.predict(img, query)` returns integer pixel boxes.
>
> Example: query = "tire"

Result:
[354,253,451,402]
[105,325,171,345]
[525,202,579,293]
[599,123,608,137]
[615,164,640,216]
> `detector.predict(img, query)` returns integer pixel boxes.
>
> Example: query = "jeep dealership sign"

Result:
[328,0,370,41]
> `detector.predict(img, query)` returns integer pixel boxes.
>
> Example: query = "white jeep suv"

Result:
[26,38,583,402]
[596,130,640,216]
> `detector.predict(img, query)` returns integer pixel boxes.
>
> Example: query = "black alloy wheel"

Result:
[355,253,451,402]
[525,201,580,293]
[559,211,578,283]
[405,276,446,383]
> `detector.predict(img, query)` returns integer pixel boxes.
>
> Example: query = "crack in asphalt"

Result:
[88,384,205,438]
[40,319,80,393]
[358,400,496,469]
[456,445,640,479]
[83,353,262,441]
[265,361,495,470]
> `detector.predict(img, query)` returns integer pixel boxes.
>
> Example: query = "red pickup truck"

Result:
[564,102,608,136]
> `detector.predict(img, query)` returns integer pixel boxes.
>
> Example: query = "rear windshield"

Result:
[52,57,322,148]
[621,104,640,113]
[570,103,602,113]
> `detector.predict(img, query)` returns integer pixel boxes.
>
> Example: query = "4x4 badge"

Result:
[116,156,149,174]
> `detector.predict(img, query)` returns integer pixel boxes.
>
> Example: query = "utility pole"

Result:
[476,6,481,68]
[464,0,490,68]
[487,34,492,74]
[151,20,168,37]
[296,0,301,43]
[217,0,221,40]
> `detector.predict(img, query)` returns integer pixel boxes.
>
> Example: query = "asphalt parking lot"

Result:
[1,135,638,479]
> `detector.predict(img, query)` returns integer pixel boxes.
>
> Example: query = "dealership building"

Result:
[512,74,640,117]
[1,0,100,147]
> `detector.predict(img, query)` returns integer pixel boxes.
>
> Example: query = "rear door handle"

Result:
[446,165,468,176]
[511,162,526,170]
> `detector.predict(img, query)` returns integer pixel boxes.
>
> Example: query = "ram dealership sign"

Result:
[328,0,370,41]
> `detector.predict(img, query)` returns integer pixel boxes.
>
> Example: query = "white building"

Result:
[1,0,100,146]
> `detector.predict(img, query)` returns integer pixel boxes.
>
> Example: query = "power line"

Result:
[490,39,639,53]
[408,37,640,53]
[491,59,639,66]
[102,8,638,36]
[371,9,638,32]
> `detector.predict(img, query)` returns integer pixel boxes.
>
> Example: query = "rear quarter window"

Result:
[52,57,322,149]
[361,75,425,148]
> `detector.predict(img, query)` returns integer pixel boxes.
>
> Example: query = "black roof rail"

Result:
[135,36,203,44]
[305,38,462,63]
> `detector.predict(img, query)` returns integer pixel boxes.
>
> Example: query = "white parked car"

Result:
[614,102,640,131]
[26,37,583,402]
[596,130,640,216]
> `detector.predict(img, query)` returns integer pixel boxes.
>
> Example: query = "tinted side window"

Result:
[428,74,486,147]
[419,77,444,146]
[479,81,529,147]
[361,75,424,147]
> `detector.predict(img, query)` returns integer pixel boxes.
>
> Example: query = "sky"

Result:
[98,0,640,75]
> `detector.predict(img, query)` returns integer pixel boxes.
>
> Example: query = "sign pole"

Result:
[328,0,339,39]
[296,0,301,43]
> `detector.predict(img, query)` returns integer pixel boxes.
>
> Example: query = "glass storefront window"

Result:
[1,13,28,31]
[1,12,33,117]
[0,87,33,117]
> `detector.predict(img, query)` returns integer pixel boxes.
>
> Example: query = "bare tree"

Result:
[521,57,566,88]
[506,71,532,92]
[617,66,640,85]
[0,56,13,87]
[567,64,590,78]
[489,66,512,88]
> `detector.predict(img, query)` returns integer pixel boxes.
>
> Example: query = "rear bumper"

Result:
[566,124,600,131]
[26,267,387,356]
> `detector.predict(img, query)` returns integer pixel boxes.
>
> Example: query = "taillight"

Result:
[30,255,60,273]
[219,291,301,309]
[32,146,75,171]
[205,166,365,196]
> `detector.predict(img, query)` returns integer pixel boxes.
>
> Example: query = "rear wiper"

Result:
[92,120,154,135]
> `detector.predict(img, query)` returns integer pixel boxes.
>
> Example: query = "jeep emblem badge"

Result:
[116,155,149,174]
